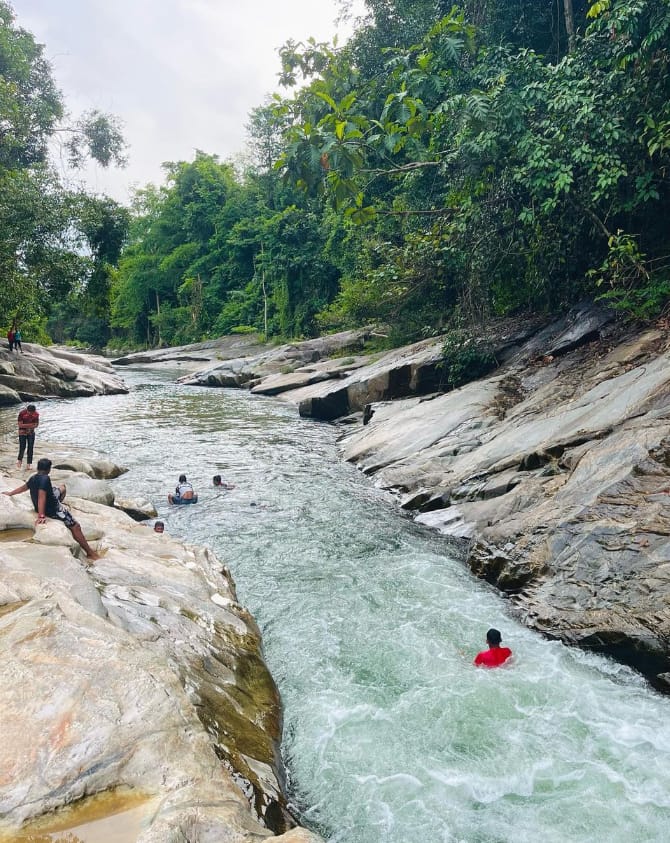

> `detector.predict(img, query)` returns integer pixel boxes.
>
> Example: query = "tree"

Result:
[0,1,127,335]
[276,0,670,330]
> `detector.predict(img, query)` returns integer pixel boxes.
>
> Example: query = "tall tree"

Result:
[0,1,127,331]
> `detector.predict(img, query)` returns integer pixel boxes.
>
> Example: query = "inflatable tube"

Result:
[168,494,199,505]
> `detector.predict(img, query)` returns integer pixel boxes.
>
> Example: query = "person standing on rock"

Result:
[16,403,39,470]
[3,457,100,561]
[474,628,512,668]
[6,326,15,351]
[13,326,22,352]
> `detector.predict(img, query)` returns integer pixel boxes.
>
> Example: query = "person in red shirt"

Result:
[16,403,39,470]
[474,628,512,668]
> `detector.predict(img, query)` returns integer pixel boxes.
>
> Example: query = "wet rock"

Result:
[0,452,318,840]
[0,383,21,406]
[339,323,670,689]
[0,344,127,403]
[114,496,157,521]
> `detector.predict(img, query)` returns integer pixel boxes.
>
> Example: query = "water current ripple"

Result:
[3,366,669,843]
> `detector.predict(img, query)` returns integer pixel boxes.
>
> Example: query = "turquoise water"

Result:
[7,367,670,843]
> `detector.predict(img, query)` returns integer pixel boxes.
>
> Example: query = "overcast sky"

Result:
[12,0,365,203]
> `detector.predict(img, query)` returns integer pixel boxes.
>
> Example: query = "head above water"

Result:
[178,474,187,483]
[486,628,502,647]
[154,521,165,533]
[213,474,222,486]
[37,457,52,473]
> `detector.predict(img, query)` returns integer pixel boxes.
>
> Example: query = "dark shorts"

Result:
[53,488,77,529]
[172,494,198,505]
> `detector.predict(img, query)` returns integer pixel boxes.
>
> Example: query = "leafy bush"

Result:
[440,329,497,388]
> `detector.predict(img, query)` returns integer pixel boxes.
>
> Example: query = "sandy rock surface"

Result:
[0,449,320,841]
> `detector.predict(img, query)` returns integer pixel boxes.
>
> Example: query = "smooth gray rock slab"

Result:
[179,329,373,390]
[0,344,127,404]
[339,325,670,689]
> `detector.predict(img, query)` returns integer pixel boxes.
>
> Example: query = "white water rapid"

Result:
[6,367,669,843]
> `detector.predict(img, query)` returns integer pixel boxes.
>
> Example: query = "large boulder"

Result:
[0,344,127,403]
[340,326,670,690]
[0,455,318,839]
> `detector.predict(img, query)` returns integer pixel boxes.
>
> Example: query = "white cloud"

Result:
[12,0,366,203]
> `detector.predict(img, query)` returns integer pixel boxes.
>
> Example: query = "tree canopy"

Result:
[0,0,128,344]
[4,0,669,350]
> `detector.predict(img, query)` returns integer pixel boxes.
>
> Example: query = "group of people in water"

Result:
[167,472,235,504]
[3,401,513,667]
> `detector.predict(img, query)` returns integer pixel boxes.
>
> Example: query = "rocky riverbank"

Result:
[0,444,322,842]
[0,343,127,404]
[173,306,670,692]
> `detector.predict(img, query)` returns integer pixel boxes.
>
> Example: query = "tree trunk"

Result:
[563,0,575,52]
[261,243,268,339]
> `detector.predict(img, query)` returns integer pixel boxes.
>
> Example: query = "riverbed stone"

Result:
[0,448,319,840]
[114,495,158,520]
[339,323,670,689]
[0,344,127,403]
[178,328,373,390]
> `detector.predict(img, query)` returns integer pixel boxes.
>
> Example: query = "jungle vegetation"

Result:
[2,0,669,350]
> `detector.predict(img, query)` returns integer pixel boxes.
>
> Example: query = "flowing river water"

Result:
[5,366,670,843]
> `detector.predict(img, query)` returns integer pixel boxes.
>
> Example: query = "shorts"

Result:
[53,488,77,529]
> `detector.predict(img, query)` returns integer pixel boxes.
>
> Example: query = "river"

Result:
[5,366,670,843]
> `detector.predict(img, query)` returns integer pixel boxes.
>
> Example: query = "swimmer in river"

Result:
[473,628,512,668]
[213,474,235,490]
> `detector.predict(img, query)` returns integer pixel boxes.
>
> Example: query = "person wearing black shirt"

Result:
[3,457,100,561]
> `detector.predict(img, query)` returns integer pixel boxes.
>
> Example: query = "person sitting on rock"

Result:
[168,474,197,504]
[474,628,512,668]
[3,457,100,561]
[213,474,235,490]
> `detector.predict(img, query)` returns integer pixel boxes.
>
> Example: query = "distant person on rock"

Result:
[16,403,39,470]
[474,628,512,668]
[213,474,235,490]
[3,457,100,561]
[13,327,22,352]
[168,474,198,504]
[6,327,15,351]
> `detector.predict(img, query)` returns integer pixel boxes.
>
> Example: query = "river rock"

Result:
[114,495,158,520]
[339,324,670,690]
[0,343,127,403]
[110,333,269,367]
[178,329,373,389]
[50,470,116,506]
[0,455,321,840]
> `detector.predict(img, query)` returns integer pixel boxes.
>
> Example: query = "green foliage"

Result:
[440,329,497,388]
[274,0,670,331]
[0,1,127,340]
[53,0,670,351]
